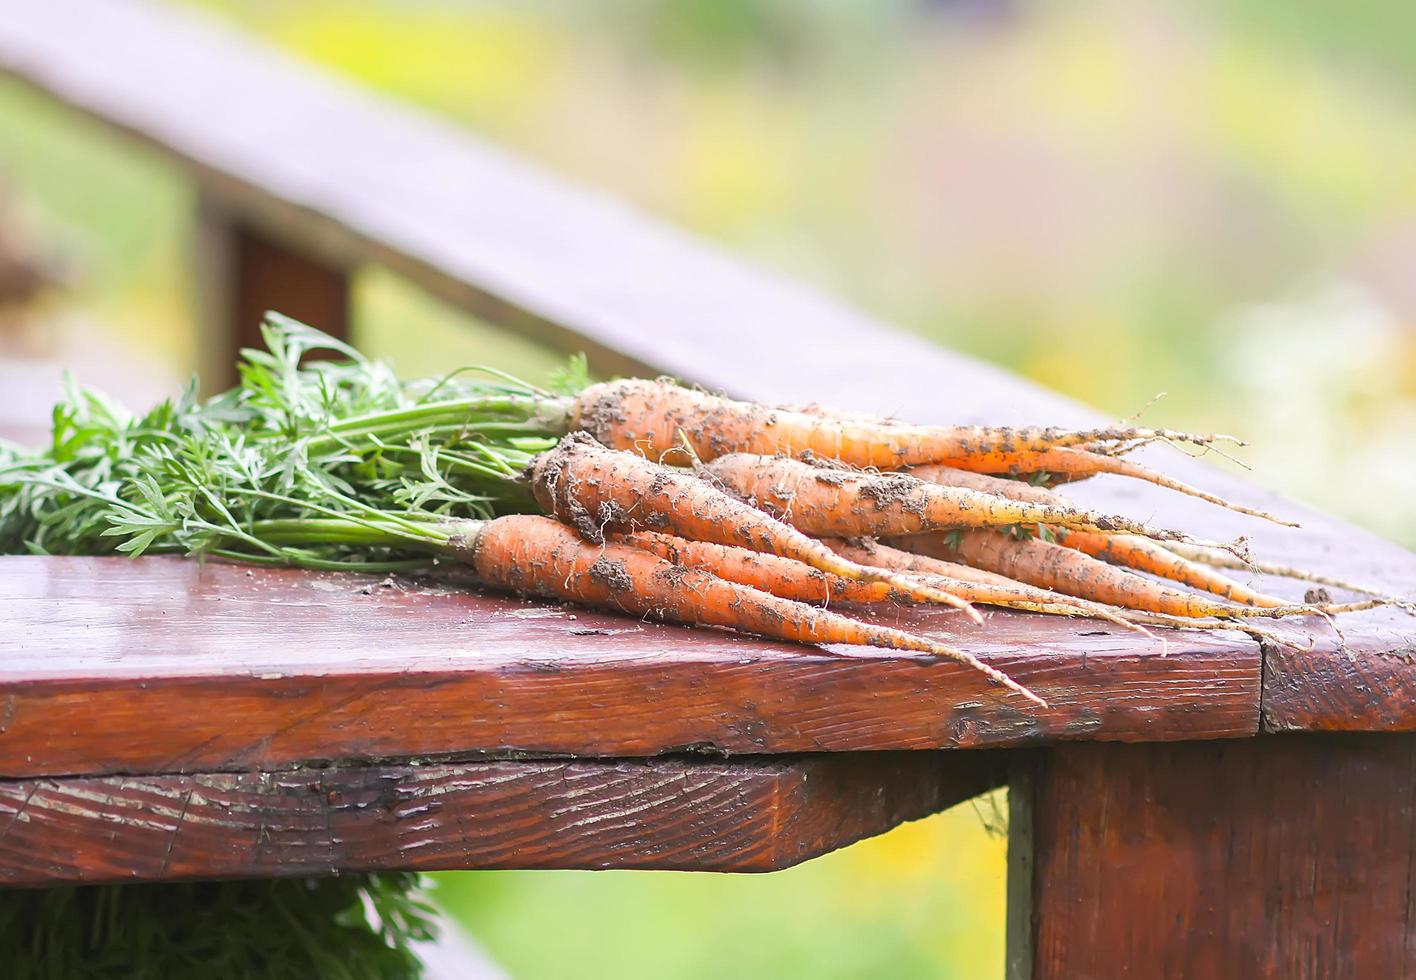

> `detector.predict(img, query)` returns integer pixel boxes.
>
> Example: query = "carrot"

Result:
[940,446,1299,527]
[906,464,1291,606]
[822,537,1153,636]
[1112,611,1296,648]
[615,530,904,605]
[1155,542,1416,613]
[905,464,1059,503]
[569,379,1226,468]
[525,433,981,619]
[1056,530,1286,608]
[620,530,1152,639]
[705,452,1244,551]
[448,515,1041,703]
[896,529,1383,620]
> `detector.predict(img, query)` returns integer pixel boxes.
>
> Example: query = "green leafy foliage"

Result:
[0,314,584,977]
[0,874,437,980]
[0,313,570,568]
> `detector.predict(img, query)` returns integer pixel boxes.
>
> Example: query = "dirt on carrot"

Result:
[704,452,1239,552]
[569,378,1225,470]
[455,515,1041,703]
[525,433,980,618]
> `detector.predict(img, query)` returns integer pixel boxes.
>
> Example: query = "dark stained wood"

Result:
[1057,442,1416,739]
[193,197,349,391]
[2,1,1412,742]
[3,0,1412,733]
[0,750,999,886]
[1012,735,1416,979]
[0,556,1258,779]
[1252,520,1416,732]
[1264,641,1416,733]
[232,225,349,365]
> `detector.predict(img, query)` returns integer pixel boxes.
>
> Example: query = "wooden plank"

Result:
[1264,643,1416,733]
[0,751,997,886]
[1012,735,1416,979]
[0,556,1258,779]
[2,0,1409,730]
[1255,522,1416,732]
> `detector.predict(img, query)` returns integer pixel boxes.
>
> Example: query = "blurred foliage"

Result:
[432,792,1008,980]
[2,0,1415,976]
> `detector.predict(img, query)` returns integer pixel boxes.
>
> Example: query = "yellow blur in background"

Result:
[2,1,1414,976]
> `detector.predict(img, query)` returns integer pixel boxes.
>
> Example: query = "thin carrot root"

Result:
[570,379,1228,469]
[1114,611,1304,650]
[784,402,1240,452]
[895,529,1381,621]
[1156,541,1416,614]
[821,537,1154,639]
[905,465,1290,607]
[526,433,982,621]
[447,515,1041,703]
[705,452,1244,553]
[942,446,1300,528]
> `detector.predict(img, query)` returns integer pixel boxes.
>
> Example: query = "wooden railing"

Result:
[5,2,1416,978]
[0,0,1057,420]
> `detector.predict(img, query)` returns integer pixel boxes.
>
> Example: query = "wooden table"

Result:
[4,2,1416,976]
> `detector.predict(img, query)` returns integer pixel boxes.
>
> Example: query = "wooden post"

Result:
[1008,736,1416,978]
[193,196,350,392]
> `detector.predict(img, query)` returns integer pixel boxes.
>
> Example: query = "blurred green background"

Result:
[2,1,1413,976]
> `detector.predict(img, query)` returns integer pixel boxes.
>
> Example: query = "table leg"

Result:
[1008,735,1416,979]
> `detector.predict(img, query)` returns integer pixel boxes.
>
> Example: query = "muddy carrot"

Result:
[940,446,1298,527]
[1155,542,1416,612]
[822,537,1152,636]
[450,515,1040,703]
[569,379,1225,469]
[895,529,1382,620]
[525,433,981,619]
[906,465,1289,606]
[705,452,1243,552]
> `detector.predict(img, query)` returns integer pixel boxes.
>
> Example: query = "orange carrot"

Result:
[616,530,903,604]
[448,515,1040,703]
[1057,529,1286,608]
[895,529,1381,620]
[822,537,1152,636]
[906,465,1288,607]
[705,452,1241,551]
[940,446,1298,527]
[526,433,980,618]
[569,379,1225,468]
[620,530,1149,637]
[905,464,1059,504]
[1155,542,1416,613]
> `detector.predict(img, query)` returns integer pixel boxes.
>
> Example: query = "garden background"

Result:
[2,2,1413,975]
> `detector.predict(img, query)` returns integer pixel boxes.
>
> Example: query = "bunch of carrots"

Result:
[2,314,1404,707]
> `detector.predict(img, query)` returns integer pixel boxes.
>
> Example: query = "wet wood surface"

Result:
[1014,735,1416,979]
[2,0,1412,739]
[0,751,998,886]
[0,556,1257,779]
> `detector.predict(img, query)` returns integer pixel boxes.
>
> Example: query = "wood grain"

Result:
[1014,736,1416,979]
[2,1,1410,741]
[1254,527,1416,732]
[0,556,1258,779]
[0,751,997,886]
